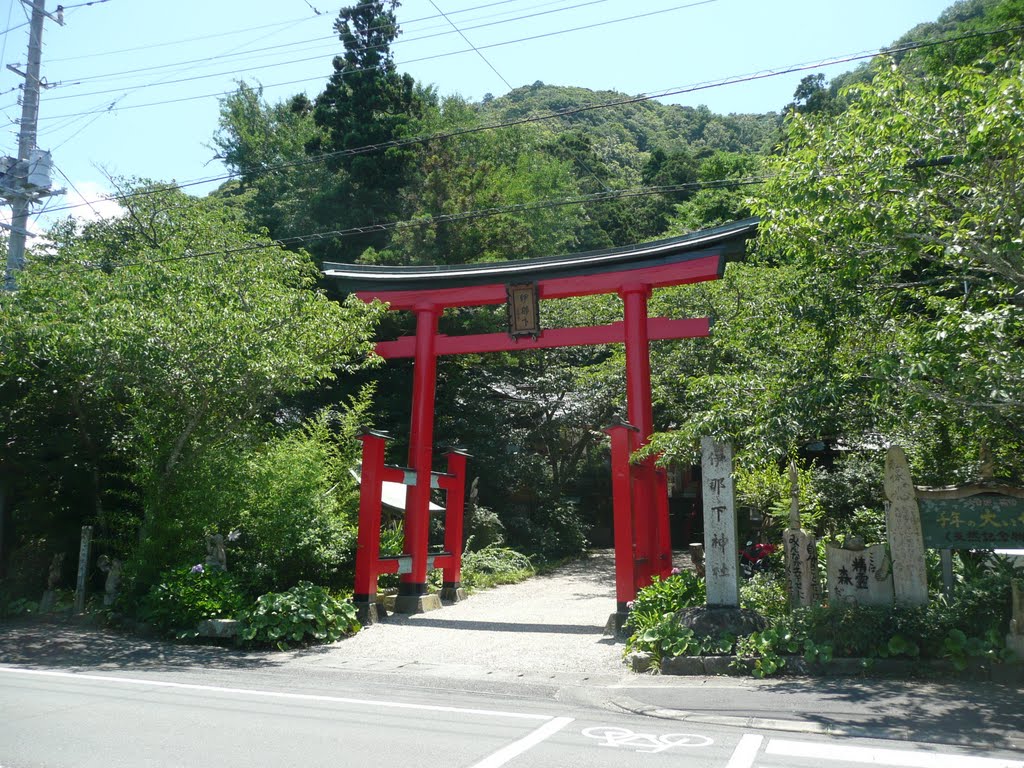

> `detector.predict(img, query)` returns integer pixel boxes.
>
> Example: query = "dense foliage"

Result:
[625,556,1018,677]
[0,181,382,626]
[239,582,361,650]
[3,0,1022,659]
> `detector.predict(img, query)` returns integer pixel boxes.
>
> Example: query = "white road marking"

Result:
[581,725,713,753]
[766,738,1024,768]
[468,717,574,768]
[725,734,764,768]
[0,665,550,721]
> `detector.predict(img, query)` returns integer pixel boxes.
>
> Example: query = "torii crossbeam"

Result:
[324,218,758,618]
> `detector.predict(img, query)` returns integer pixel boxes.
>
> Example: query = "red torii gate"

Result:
[324,218,757,623]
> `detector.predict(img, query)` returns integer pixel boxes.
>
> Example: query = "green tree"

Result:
[211,82,331,242]
[308,0,434,262]
[0,181,385,575]
[892,0,1024,75]
[376,96,585,266]
[666,151,763,233]
[755,45,1024,477]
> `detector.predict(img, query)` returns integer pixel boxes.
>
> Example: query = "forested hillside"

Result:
[2,0,1022,623]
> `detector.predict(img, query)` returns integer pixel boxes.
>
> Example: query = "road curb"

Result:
[603,694,1022,751]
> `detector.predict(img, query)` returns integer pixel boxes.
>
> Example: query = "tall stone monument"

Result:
[701,437,739,607]
[883,446,929,606]
[783,461,819,608]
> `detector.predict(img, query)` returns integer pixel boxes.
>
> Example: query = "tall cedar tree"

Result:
[310,0,429,262]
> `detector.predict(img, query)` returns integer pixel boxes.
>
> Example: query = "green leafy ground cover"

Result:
[625,556,1019,678]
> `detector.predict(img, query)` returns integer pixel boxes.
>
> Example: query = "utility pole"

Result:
[3,0,62,290]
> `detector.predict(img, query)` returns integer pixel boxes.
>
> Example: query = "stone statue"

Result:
[96,555,123,606]
[205,534,227,572]
[40,552,65,612]
[689,543,706,578]
[46,552,65,590]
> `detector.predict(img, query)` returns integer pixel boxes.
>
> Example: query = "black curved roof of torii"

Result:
[322,217,759,293]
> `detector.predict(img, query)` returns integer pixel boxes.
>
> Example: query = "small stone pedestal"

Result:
[393,593,442,614]
[39,590,56,613]
[677,606,767,640]
[604,610,630,638]
[440,583,466,603]
[354,600,386,626]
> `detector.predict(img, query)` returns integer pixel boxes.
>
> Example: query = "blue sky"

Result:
[0,0,955,231]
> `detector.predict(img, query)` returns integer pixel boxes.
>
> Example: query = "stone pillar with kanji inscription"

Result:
[701,437,739,607]
[783,461,819,609]
[883,446,929,606]
[827,541,894,606]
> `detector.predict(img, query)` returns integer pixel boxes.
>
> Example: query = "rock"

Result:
[675,606,767,639]
[625,651,654,673]
[661,656,705,675]
[196,619,240,639]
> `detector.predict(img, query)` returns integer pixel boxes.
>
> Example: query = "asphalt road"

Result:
[2,551,1022,766]
[1,663,1022,768]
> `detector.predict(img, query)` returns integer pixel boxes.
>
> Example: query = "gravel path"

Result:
[315,550,625,680]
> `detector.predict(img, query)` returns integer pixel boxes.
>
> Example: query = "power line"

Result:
[0,20,31,39]
[60,0,113,10]
[35,21,1024,218]
[0,0,18,63]
[299,0,325,16]
[44,0,616,98]
[39,4,333,154]
[35,0,712,123]
[46,13,324,63]
[428,0,514,92]
[43,0,580,66]
[53,162,101,218]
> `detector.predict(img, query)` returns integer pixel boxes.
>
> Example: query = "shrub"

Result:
[464,504,505,549]
[740,572,789,620]
[239,582,360,650]
[625,613,734,664]
[230,412,361,595]
[506,501,589,564]
[138,565,246,636]
[625,571,706,634]
[461,543,534,589]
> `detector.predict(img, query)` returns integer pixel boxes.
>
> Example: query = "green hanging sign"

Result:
[916,490,1024,549]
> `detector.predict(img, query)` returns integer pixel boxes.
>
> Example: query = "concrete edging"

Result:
[634,651,1019,684]
[627,652,1024,682]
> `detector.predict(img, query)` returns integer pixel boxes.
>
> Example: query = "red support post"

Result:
[655,463,672,578]
[441,449,470,602]
[402,304,441,597]
[605,419,638,612]
[353,429,389,623]
[620,284,658,588]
